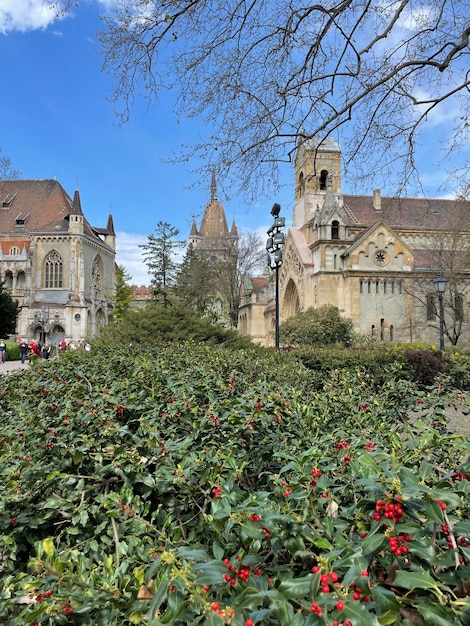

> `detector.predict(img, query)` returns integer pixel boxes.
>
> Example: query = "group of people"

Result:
[0,338,91,365]
[19,340,51,363]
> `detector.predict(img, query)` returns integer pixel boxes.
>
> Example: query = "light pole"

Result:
[34,306,49,344]
[266,203,285,348]
[433,274,447,351]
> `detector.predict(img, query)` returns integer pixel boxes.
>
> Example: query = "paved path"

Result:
[0,360,30,374]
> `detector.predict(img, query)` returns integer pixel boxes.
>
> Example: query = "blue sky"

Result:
[0,0,467,285]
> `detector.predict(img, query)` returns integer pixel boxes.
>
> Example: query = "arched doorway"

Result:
[50,325,65,345]
[283,279,300,320]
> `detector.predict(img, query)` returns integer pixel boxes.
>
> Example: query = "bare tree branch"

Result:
[56,0,470,198]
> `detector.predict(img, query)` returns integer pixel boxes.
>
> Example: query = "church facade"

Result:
[239,138,470,347]
[0,179,116,344]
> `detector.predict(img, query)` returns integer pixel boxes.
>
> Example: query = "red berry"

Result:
[336,600,345,611]
[211,602,219,611]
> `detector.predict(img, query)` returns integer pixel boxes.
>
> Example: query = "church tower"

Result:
[189,170,238,253]
[293,137,342,228]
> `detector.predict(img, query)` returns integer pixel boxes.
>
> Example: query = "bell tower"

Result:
[293,137,342,228]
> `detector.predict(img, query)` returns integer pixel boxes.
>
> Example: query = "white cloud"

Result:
[115,231,151,286]
[0,0,66,34]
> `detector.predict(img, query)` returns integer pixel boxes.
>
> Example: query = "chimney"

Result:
[373,189,381,211]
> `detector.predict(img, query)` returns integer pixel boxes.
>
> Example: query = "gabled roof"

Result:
[0,179,109,244]
[342,194,469,232]
[287,228,314,266]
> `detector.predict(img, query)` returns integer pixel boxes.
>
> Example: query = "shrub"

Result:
[0,345,469,624]
[403,349,449,386]
[93,302,257,350]
[280,305,354,347]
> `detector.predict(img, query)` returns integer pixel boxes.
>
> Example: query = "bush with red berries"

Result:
[0,343,469,624]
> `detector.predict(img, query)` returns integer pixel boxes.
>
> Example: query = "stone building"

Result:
[188,171,239,324]
[239,138,470,347]
[0,179,116,344]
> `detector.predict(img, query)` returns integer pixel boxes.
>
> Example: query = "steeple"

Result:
[199,172,230,239]
[104,213,116,250]
[211,168,217,202]
[68,189,84,234]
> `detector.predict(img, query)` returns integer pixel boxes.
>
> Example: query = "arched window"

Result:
[298,172,305,197]
[426,294,436,321]
[9,246,20,256]
[331,220,339,240]
[44,250,63,288]
[320,170,328,190]
[455,294,464,322]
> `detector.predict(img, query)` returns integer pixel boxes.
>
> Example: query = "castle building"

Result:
[0,179,116,344]
[239,138,470,347]
[188,171,239,324]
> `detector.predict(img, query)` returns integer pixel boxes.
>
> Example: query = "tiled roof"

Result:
[342,194,469,231]
[0,179,104,242]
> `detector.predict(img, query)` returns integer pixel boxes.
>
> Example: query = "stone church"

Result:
[189,171,239,324]
[239,137,470,347]
[0,179,116,344]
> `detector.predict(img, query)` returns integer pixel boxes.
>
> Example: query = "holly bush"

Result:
[0,344,469,625]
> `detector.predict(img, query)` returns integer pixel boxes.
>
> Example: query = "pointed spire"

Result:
[106,213,115,236]
[230,219,238,236]
[71,189,83,215]
[211,168,217,202]
[190,219,199,237]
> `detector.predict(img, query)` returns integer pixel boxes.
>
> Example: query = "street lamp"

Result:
[267,203,285,348]
[34,306,49,344]
[433,274,447,351]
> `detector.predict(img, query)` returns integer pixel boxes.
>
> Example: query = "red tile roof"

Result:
[0,179,108,243]
[342,194,469,231]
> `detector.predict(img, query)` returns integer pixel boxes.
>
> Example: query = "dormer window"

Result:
[9,246,20,256]
[15,212,30,226]
[2,192,16,208]
[320,170,328,190]
[331,220,339,240]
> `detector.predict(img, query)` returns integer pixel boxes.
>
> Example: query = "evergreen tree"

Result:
[0,281,19,337]
[174,244,216,315]
[139,221,185,307]
[113,265,134,320]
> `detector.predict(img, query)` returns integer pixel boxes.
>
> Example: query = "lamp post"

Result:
[433,274,447,351]
[266,203,285,348]
[34,306,49,344]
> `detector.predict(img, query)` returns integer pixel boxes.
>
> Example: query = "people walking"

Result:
[19,340,29,364]
[0,340,6,363]
[41,342,51,359]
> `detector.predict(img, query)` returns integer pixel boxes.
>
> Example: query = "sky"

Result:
[0,0,467,285]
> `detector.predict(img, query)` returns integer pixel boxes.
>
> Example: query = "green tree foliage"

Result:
[93,302,255,349]
[139,221,185,307]
[113,264,134,320]
[280,304,354,347]
[174,243,216,315]
[0,281,19,337]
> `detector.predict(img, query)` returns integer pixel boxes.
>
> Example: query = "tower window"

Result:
[320,170,328,190]
[331,220,339,240]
